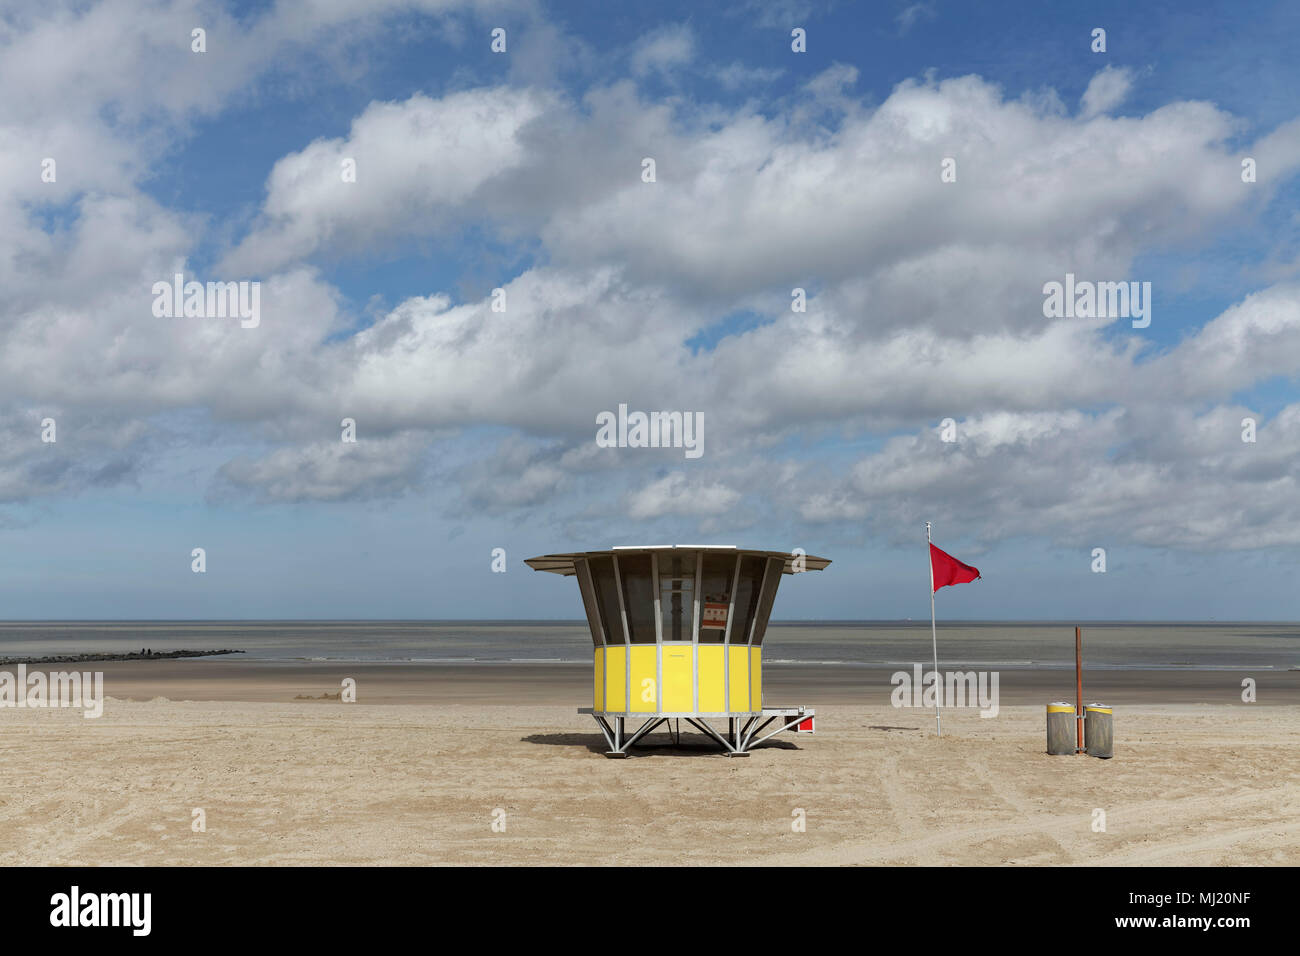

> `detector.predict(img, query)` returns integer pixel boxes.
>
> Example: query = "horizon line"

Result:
[0,618,1295,626]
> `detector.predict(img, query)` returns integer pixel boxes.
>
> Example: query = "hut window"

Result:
[730,554,766,644]
[587,556,624,644]
[750,557,784,646]
[698,552,735,644]
[617,553,656,643]
[575,559,605,646]
[657,550,697,642]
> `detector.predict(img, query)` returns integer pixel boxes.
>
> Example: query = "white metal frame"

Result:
[579,705,815,757]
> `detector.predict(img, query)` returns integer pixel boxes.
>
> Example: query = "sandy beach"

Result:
[1,662,1296,866]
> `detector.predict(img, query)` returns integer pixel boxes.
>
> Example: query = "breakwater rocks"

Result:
[0,649,244,666]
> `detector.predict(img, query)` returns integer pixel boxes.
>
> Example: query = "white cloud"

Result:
[4,7,1300,558]
[712,61,785,90]
[216,433,428,503]
[1080,65,1134,118]
[630,23,695,77]
[896,3,935,35]
[628,472,741,518]
[223,87,554,273]
[0,0,512,124]
[799,401,1300,551]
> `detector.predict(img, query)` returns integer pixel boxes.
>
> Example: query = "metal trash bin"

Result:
[1046,701,1075,755]
[1085,703,1113,759]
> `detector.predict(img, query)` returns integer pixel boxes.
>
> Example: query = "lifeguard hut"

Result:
[525,546,830,757]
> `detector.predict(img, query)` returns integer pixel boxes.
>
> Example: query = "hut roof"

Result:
[525,546,830,576]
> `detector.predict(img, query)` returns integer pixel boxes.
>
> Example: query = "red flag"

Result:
[930,543,980,592]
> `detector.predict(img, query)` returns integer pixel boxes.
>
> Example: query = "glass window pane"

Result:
[657,550,697,642]
[698,552,736,644]
[751,557,784,646]
[588,556,624,644]
[617,554,656,643]
[730,554,765,644]
[575,559,604,646]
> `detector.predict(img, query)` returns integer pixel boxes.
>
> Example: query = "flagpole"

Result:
[927,521,941,738]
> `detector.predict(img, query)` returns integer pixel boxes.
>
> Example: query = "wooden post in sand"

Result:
[1075,626,1084,754]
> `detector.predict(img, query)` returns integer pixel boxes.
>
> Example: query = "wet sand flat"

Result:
[63,658,1300,707]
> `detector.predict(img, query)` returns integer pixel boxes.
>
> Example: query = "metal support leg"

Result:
[740,716,775,751]
[621,717,666,751]
[608,716,623,757]
[745,715,809,750]
[685,717,741,755]
[596,715,666,758]
[584,708,812,758]
[592,715,616,751]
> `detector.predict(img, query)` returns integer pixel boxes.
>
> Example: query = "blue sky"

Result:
[2,0,1300,619]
